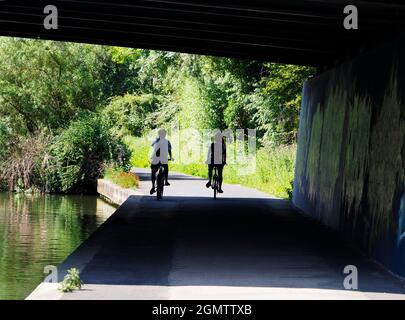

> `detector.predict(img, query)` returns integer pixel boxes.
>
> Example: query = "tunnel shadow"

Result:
[72,195,405,295]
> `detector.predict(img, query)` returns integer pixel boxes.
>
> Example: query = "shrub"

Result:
[0,133,51,192]
[0,114,131,193]
[48,114,131,193]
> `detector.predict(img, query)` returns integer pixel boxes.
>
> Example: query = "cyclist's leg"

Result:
[217,164,224,192]
[206,164,213,188]
[163,164,169,185]
[150,164,158,193]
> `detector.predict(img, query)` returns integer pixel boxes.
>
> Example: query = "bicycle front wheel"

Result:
[157,171,164,200]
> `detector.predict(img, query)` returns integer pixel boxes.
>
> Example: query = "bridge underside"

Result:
[1,1,405,276]
[1,1,405,66]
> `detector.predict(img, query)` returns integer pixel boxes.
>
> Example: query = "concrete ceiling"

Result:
[0,0,405,66]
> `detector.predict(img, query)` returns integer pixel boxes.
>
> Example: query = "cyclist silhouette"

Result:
[205,132,226,193]
[150,129,172,195]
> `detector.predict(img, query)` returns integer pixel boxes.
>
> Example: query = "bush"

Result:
[48,114,131,193]
[0,133,51,192]
[0,114,131,193]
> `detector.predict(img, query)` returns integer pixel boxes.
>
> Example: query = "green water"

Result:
[0,193,116,300]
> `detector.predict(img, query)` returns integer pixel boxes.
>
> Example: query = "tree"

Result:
[252,63,314,144]
[0,38,111,134]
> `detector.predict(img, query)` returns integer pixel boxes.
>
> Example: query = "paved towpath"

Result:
[27,168,405,300]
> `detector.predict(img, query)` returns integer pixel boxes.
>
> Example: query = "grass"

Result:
[226,145,295,199]
[104,164,139,189]
[124,135,296,199]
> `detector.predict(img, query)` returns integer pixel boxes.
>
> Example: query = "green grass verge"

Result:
[104,164,139,189]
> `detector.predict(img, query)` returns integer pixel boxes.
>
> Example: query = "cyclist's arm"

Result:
[206,144,212,164]
[168,140,172,160]
[223,141,227,165]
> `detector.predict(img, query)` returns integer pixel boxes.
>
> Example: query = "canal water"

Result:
[0,193,116,300]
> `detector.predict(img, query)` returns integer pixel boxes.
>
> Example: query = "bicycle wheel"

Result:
[157,187,162,200]
[213,169,218,200]
[156,168,164,200]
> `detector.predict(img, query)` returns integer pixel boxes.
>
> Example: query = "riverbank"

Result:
[97,179,143,206]
[24,178,143,300]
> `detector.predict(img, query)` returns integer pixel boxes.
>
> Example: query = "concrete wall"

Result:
[97,179,141,206]
[293,37,405,276]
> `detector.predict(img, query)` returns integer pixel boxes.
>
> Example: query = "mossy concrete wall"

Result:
[294,37,405,276]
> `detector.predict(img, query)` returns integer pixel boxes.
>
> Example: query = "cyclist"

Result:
[150,129,172,195]
[205,131,226,193]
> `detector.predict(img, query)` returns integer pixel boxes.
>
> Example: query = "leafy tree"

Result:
[0,119,13,161]
[0,38,110,133]
[0,37,314,194]
[252,63,314,144]
[103,93,159,136]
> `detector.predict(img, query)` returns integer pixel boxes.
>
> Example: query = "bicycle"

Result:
[156,164,165,200]
[155,159,172,200]
[212,166,219,199]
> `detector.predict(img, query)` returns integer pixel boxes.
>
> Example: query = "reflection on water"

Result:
[0,193,116,300]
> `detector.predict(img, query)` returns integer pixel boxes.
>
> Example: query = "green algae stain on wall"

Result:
[297,70,404,243]
[305,104,323,206]
[367,74,405,246]
[317,87,346,224]
[342,94,371,236]
[298,83,347,226]
[294,50,405,275]
[295,92,310,190]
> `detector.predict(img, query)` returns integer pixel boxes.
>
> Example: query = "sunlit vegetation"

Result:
[59,268,83,293]
[126,136,296,199]
[0,37,314,197]
[104,164,139,189]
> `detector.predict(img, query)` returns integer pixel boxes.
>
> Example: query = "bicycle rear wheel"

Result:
[213,171,218,200]
[156,168,165,200]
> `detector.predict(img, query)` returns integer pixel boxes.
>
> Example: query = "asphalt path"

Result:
[28,168,405,299]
